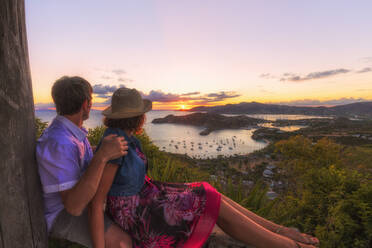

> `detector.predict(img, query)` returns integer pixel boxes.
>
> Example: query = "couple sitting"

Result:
[36,76,319,248]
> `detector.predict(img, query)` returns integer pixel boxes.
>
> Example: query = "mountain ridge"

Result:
[189,101,372,117]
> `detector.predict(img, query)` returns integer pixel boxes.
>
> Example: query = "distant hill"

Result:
[189,101,372,118]
[152,112,268,135]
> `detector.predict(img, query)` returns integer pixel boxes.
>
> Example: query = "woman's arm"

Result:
[88,163,119,248]
[60,135,127,216]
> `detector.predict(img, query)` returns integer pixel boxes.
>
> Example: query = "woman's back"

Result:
[97,127,146,197]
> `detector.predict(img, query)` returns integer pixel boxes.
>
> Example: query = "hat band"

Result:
[112,105,144,113]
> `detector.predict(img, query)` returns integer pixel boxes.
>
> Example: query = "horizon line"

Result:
[34,100,372,112]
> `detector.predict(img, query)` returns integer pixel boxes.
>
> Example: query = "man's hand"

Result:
[60,135,128,216]
[97,134,128,162]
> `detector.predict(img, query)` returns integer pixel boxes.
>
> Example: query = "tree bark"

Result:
[0,0,48,247]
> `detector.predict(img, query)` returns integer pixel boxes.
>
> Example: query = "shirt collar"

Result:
[55,115,88,142]
[115,128,136,146]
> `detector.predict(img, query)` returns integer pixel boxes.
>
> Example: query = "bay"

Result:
[35,109,320,159]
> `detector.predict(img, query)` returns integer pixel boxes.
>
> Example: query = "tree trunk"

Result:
[0,0,48,247]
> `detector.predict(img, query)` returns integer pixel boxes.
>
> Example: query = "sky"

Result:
[26,0,372,110]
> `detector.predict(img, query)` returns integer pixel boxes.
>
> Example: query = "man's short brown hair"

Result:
[52,76,93,115]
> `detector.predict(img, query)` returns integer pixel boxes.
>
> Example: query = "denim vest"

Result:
[97,127,147,197]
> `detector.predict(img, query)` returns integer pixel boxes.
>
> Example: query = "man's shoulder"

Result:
[37,121,75,148]
[36,122,80,166]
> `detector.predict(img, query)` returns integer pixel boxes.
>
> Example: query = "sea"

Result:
[35,109,324,159]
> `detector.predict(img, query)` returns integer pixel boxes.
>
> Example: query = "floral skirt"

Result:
[107,176,221,248]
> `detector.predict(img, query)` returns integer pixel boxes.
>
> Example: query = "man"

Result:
[36,76,132,248]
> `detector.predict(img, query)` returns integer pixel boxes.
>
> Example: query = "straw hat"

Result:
[102,88,152,119]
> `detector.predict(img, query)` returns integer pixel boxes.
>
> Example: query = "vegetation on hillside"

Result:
[36,119,372,248]
[36,117,48,139]
[268,136,372,248]
[253,117,372,146]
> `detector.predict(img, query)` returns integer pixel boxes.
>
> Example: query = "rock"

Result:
[200,128,213,136]
[203,225,255,248]
[263,169,274,178]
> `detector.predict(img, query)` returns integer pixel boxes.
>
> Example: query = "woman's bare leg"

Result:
[221,194,319,245]
[216,198,315,248]
[222,194,281,231]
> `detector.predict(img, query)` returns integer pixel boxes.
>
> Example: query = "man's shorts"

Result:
[50,208,113,248]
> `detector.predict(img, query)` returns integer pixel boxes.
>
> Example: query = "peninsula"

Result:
[151,112,268,135]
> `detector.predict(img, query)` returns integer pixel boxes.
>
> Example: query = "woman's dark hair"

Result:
[52,76,92,115]
[104,114,146,134]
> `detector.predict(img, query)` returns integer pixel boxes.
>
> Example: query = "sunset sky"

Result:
[26,0,372,110]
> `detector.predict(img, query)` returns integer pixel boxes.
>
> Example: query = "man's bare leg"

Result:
[105,223,132,248]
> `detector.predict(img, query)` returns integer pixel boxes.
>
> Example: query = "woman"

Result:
[89,88,319,248]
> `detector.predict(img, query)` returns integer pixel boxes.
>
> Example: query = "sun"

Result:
[178,104,190,111]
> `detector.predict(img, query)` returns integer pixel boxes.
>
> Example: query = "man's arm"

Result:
[60,134,127,216]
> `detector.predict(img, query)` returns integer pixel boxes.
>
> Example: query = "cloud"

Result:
[271,97,370,106]
[92,89,186,106]
[118,77,133,83]
[206,91,241,101]
[141,90,184,102]
[35,84,127,109]
[360,57,372,63]
[181,92,200,96]
[92,84,126,98]
[139,90,240,103]
[101,75,112,80]
[91,84,240,106]
[280,69,351,82]
[259,73,271,78]
[259,73,277,79]
[180,91,241,105]
[112,69,126,75]
[356,67,372,74]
